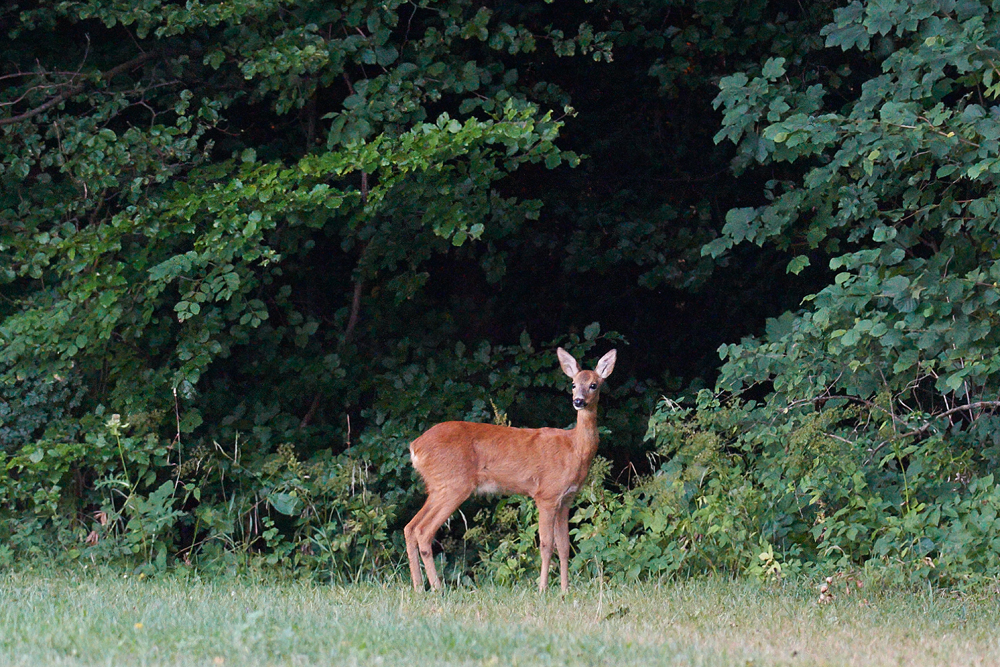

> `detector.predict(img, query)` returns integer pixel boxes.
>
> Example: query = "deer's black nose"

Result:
[573,398,586,409]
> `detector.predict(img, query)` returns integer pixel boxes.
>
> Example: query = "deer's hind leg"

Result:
[404,501,434,591]
[410,486,472,591]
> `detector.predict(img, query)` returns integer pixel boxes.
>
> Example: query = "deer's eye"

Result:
[572,383,576,389]
[590,383,597,390]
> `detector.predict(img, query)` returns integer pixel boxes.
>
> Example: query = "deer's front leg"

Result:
[555,502,572,593]
[536,500,558,591]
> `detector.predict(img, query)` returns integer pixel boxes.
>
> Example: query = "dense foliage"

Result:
[574,0,1000,586]
[2,0,999,586]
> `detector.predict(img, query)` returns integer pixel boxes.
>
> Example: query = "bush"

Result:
[0,327,660,582]
[569,390,1000,586]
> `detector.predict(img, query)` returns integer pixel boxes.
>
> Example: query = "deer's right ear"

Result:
[556,347,580,378]
[595,349,617,379]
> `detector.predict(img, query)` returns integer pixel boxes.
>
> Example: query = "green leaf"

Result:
[268,492,300,516]
[702,237,732,258]
[943,372,966,393]
[205,50,225,69]
[761,57,786,80]
[722,208,758,243]
[882,275,910,297]
[786,255,810,275]
[872,226,896,242]
[374,45,398,66]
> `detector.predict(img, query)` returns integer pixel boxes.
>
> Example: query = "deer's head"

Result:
[557,347,617,411]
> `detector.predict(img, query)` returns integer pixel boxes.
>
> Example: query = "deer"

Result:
[404,346,617,593]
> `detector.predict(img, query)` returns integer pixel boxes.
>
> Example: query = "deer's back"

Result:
[409,421,575,496]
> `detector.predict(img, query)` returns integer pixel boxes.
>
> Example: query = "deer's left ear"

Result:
[595,349,617,379]
[557,347,580,378]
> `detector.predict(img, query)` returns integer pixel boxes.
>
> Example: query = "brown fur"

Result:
[404,347,617,592]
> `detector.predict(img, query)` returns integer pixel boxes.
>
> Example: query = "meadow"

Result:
[1,569,998,666]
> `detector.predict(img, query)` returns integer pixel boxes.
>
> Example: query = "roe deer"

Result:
[404,346,617,592]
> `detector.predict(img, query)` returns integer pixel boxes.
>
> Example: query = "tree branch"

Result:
[344,279,364,344]
[342,172,369,344]
[897,401,1000,439]
[300,172,368,431]
[0,50,159,127]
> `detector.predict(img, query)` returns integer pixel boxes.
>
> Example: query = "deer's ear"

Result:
[556,347,580,378]
[595,349,617,379]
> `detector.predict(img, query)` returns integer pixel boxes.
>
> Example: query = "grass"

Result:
[1,568,999,666]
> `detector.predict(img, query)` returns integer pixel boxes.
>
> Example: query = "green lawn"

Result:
[1,568,998,666]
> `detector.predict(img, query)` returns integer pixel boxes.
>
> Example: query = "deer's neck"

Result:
[572,406,600,460]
